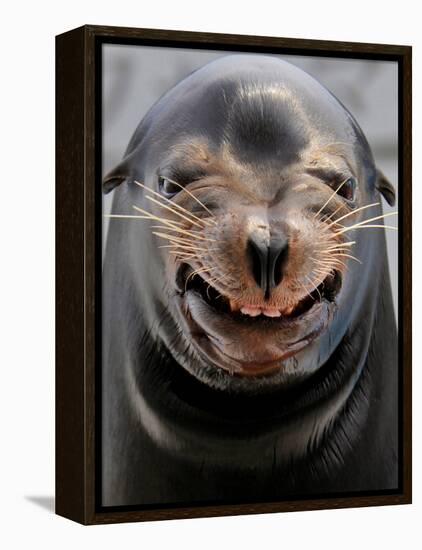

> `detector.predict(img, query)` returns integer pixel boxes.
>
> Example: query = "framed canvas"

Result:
[56,25,412,525]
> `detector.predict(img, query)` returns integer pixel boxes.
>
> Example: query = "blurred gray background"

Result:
[102,45,398,315]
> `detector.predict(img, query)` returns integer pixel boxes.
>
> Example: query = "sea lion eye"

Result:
[158,176,181,198]
[338,177,357,202]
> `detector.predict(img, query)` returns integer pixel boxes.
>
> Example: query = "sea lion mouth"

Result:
[175,263,342,376]
[178,263,342,323]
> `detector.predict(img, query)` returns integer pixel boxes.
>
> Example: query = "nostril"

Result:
[247,233,289,297]
[273,252,284,287]
[268,242,289,288]
[247,238,266,290]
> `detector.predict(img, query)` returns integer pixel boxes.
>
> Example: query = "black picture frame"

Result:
[56,24,412,525]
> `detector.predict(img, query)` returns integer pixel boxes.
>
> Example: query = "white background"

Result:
[0,1,418,548]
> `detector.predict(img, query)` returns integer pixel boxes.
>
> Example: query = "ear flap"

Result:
[102,151,137,194]
[375,169,396,206]
[103,172,126,194]
[103,161,129,194]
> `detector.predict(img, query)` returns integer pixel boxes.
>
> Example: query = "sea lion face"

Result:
[105,55,395,391]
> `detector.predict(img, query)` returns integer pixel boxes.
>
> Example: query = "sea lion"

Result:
[101,55,398,506]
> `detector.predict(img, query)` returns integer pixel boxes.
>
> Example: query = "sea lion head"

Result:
[104,55,395,393]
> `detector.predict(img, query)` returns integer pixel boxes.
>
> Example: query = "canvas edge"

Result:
[55,24,412,526]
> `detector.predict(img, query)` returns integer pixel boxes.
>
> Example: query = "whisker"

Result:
[310,261,332,270]
[168,250,198,260]
[166,246,216,255]
[131,205,185,228]
[106,214,181,225]
[157,176,217,223]
[305,275,322,300]
[326,202,380,228]
[324,251,355,259]
[313,267,330,275]
[329,252,362,264]
[203,274,229,300]
[157,243,206,253]
[323,249,355,256]
[152,230,195,242]
[334,211,398,235]
[135,180,212,228]
[148,224,215,242]
[313,272,330,282]
[336,225,398,234]
[205,274,229,289]
[300,281,317,301]
[322,204,347,224]
[189,266,216,278]
[135,180,213,227]
[185,266,217,291]
[206,273,229,284]
[310,256,339,266]
[132,205,211,240]
[311,268,329,281]
[325,241,356,250]
[206,271,229,284]
[314,179,348,218]
[337,210,397,229]
[150,224,189,231]
[145,196,205,228]
[316,257,348,270]
[158,243,208,252]
[151,230,209,247]
[163,244,218,254]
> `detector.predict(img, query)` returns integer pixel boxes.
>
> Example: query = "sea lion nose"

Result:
[247,232,289,298]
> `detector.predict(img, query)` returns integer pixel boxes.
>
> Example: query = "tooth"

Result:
[262,308,282,318]
[240,306,261,317]
[229,299,241,312]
